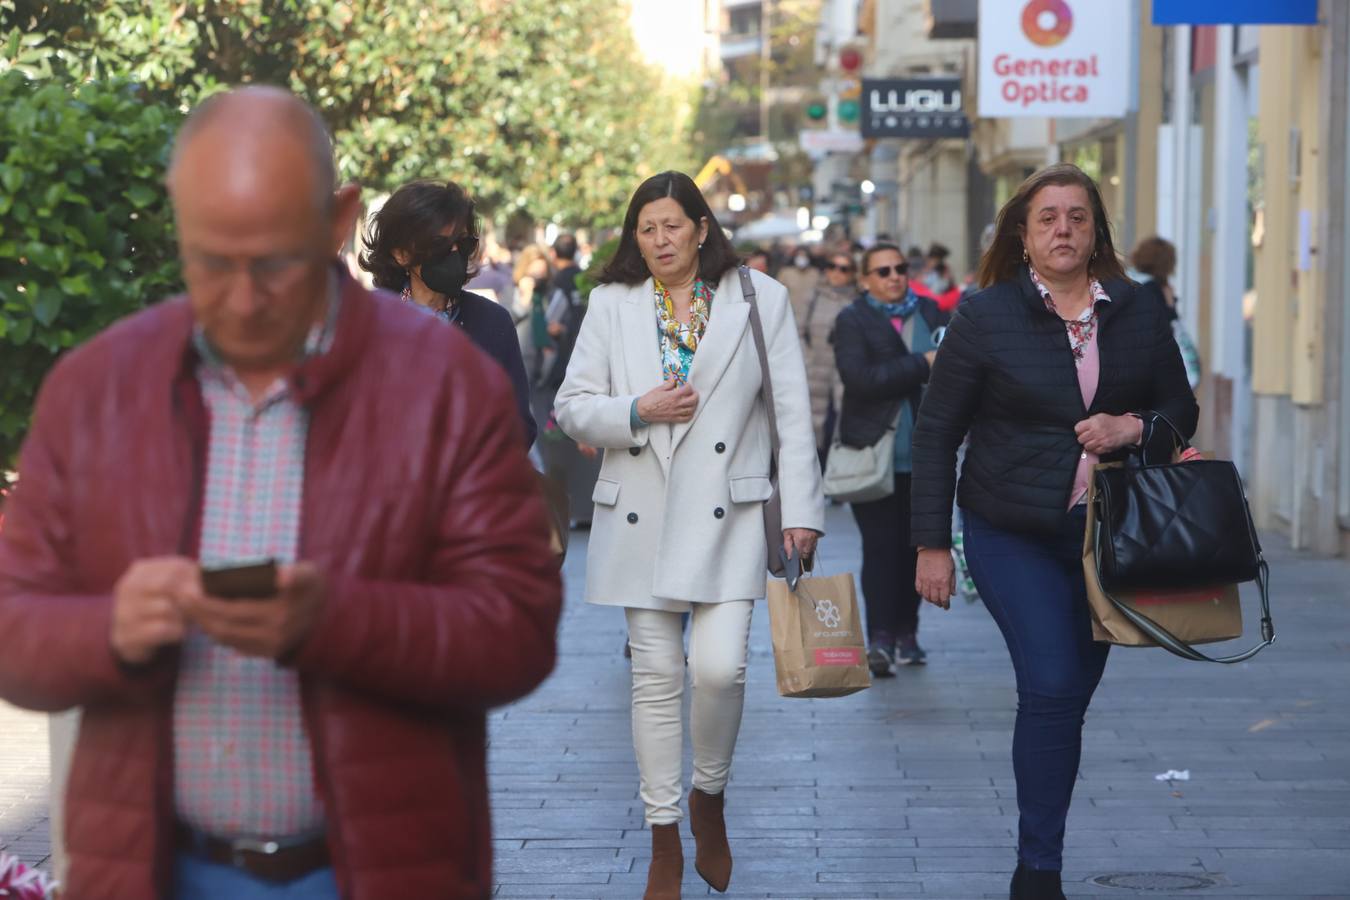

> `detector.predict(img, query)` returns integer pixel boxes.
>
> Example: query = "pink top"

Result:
[1069,333,1100,507]
[1028,266,1113,509]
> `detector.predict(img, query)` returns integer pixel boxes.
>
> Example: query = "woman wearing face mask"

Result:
[554,171,824,900]
[833,243,947,674]
[800,250,858,459]
[360,180,536,445]
[777,245,821,325]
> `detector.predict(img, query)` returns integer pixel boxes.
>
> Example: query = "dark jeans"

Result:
[963,506,1109,871]
[849,473,919,644]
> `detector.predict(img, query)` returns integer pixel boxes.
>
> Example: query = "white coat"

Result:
[554,267,825,611]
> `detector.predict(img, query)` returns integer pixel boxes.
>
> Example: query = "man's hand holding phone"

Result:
[111,558,329,664]
[183,561,327,660]
[110,557,197,665]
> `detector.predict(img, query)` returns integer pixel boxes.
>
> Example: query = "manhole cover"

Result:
[1092,872,1221,891]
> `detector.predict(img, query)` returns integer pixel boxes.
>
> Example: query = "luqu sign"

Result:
[978,0,1132,118]
[861,78,969,139]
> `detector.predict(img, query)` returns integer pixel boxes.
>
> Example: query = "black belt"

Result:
[175,823,330,883]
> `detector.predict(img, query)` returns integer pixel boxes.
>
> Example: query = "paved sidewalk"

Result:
[488,504,1350,899]
[3,505,1348,898]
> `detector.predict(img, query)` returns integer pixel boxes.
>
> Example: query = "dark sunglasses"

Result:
[421,233,480,263]
[867,264,908,278]
[827,263,855,273]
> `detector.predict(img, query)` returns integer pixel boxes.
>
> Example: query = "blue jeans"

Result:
[963,507,1109,871]
[174,852,339,899]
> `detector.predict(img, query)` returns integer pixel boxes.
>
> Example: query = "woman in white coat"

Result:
[556,171,824,900]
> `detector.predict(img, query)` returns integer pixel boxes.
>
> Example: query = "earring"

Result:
[1021,247,1029,263]
[698,242,704,250]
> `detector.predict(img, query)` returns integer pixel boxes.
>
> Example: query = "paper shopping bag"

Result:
[767,572,871,698]
[1083,465,1242,647]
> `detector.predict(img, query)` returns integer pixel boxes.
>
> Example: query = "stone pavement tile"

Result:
[3,508,1348,896]
[486,510,1350,896]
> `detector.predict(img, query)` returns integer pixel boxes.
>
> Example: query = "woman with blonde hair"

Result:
[514,243,556,382]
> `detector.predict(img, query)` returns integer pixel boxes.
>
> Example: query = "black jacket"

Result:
[456,290,538,445]
[833,295,948,447]
[910,268,1198,546]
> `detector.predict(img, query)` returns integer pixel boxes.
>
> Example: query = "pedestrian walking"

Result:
[800,249,857,458]
[0,86,562,900]
[360,178,538,445]
[777,244,821,325]
[513,243,556,383]
[464,227,516,308]
[1130,235,1203,389]
[542,233,585,390]
[911,163,1198,899]
[554,171,824,900]
[833,243,946,675]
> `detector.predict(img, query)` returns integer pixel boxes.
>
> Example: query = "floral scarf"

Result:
[654,277,714,385]
[1028,266,1110,365]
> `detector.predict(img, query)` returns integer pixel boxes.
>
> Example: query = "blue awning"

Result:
[1152,0,1317,25]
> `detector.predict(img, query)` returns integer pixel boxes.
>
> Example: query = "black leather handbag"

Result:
[1093,412,1274,663]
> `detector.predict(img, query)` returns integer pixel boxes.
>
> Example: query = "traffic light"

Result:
[838,99,860,123]
[807,102,827,122]
[839,47,862,73]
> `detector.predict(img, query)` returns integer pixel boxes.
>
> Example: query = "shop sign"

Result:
[1153,0,1317,25]
[861,78,969,139]
[977,0,1132,119]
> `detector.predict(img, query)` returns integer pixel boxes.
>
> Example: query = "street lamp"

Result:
[860,180,876,195]
[728,193,747,212]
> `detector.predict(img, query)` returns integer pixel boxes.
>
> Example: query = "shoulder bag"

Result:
[742,266,792,578]
[1090,412,1275,663]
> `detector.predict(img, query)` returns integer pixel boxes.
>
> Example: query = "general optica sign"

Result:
[977,0,1133,118]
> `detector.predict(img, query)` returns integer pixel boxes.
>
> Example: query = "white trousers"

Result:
[625,600,754,825]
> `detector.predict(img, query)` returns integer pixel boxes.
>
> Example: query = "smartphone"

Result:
[200,560,278,600]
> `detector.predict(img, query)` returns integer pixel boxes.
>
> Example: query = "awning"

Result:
[925,0,976,39]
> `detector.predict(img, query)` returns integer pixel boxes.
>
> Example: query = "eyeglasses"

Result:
[867,264,908,279]
[182,249,323,292]
[827,263,855,273]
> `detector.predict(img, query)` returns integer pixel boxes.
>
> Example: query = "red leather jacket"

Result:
[0,274,562,899]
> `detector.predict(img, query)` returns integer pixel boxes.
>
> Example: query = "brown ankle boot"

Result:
[644,822,683,900]
[688,788,732,891]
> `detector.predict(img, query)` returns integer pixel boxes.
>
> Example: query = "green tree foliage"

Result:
[3,0,695,224]
[0,71,183,475]
[0,0,697,473]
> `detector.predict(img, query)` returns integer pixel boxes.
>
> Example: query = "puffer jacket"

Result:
[0,272,563,899]
[911,267,1198,547]
[833,295,947,448]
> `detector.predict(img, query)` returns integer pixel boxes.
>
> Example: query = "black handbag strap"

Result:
[1136,409,1189,465]
[1093,524,1275,663]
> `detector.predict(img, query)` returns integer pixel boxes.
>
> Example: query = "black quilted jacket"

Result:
[833,295,948,447]
[910,267,1198,547]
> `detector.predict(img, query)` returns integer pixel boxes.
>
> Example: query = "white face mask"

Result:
[793,254,810,269]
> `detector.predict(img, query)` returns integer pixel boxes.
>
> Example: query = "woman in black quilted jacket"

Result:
[910,164,1197,900]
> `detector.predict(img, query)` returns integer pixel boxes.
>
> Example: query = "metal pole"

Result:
[760,0,774,142]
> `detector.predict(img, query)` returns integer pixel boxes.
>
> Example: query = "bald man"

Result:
[0,86,562,900]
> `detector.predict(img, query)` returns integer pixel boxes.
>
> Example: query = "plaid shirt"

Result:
[173,292,338,839]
